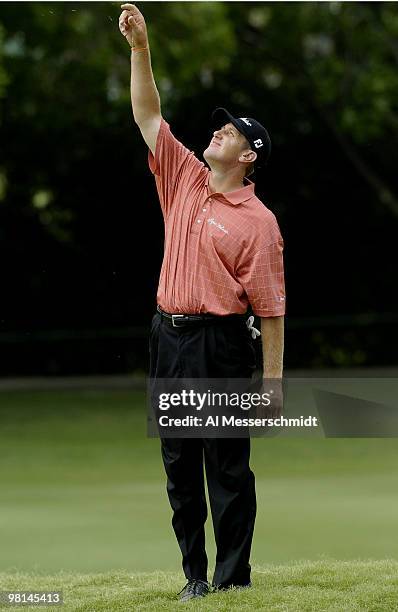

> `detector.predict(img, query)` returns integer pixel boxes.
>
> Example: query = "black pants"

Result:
[149,312,257,588]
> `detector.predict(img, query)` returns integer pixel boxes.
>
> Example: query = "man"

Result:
[119,4,285,602]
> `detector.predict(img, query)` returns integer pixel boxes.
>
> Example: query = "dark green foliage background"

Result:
[1,2,397,374]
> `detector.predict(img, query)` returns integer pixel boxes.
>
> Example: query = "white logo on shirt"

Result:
[240,118,252,126]
[208,218,229,234]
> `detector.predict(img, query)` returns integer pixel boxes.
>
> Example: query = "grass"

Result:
[1,560,398,611]
[0,388,398,610]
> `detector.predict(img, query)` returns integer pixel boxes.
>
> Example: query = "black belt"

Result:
[156,305,246,328]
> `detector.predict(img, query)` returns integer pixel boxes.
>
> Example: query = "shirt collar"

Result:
[205,171,255,206]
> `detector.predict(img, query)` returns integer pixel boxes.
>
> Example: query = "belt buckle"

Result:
[172,314,185,328]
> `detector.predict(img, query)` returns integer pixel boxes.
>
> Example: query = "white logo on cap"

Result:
[254,139,263,149]
[240,118,252,126]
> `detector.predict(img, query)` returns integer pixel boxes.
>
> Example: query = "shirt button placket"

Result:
[203,196,212,214]
[197,196,212,226]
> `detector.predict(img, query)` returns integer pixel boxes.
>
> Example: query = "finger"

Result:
[119,10,131,25]
[128,15,141,28]
[122,4,143,18]
[119,8,133,21]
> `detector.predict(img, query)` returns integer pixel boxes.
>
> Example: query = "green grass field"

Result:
[1,560,398,611]
[1,389,398,609]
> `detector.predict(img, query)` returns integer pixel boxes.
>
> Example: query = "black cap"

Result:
[211,107,271,167]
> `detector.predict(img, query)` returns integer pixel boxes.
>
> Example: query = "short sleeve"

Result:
[148,118,204,216]
[236,235,286,317]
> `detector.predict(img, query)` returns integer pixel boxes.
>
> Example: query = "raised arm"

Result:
[119,3,161,154]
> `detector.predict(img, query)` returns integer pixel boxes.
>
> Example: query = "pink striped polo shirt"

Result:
[148,118,286,317]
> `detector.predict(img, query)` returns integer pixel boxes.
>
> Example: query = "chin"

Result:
[203,148,217,165]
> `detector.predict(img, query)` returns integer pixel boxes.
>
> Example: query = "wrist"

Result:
[131,38,148,49]
[131,46,148,53]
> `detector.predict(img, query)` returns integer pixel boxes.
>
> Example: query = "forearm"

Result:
[260,315,284,378]
[130,45,161,125]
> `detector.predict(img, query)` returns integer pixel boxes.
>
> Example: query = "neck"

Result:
[208,168,246,195]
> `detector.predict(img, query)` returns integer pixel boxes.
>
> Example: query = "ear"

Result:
[239,149,257,164]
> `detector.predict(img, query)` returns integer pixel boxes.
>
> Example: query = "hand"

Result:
[119,4,148,48]
[256,378,284,421]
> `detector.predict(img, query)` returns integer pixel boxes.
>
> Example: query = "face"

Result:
[203,122,251,169]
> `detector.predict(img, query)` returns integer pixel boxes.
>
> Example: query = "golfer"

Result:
[119,4,285,602]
